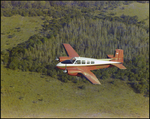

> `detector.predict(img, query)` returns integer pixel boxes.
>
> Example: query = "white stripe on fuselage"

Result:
[56,57,120,67]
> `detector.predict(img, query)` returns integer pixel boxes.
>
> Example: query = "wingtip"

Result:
[94,82,101,85]
[63,43,68,45]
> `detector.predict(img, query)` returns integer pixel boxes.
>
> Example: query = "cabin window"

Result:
[87,61,90,64]
[91,61,95,64]
[82,60,85,64]
[76,60,81,64]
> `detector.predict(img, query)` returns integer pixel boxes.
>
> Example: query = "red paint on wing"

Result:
[63,44,79,57]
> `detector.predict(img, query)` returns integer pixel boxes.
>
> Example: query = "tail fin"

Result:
[107,49,124,63]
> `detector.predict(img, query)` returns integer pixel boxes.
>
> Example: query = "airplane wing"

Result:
[63,43,79,57]
[112,63,126,69]
[78,68,101,84]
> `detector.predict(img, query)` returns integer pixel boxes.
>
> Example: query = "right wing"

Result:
[63,43,79,57]
[79,68,101,84]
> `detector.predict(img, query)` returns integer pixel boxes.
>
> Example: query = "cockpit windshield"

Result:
[61,57,76,64]
[70,57,76,63]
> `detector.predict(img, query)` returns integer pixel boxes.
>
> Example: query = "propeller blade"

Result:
[63,64,67,73]
[63,70,67,73]
[55,57,59,61]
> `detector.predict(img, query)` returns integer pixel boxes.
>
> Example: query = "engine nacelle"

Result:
[67,69,81,76]
[59,57,73,62]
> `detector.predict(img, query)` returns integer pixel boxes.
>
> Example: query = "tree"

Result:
[61,76,68,83]
[29,9,37,16]
[21,9,29,16]
[3,8,12,17]
[44,1,51,9]
[24,2,32,9]
[9,59,18,70]
[1,1,12,9]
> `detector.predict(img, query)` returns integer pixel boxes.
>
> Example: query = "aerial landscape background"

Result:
[1,1,149,118]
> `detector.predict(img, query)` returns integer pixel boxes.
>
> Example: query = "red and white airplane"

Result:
[56,44,126,84]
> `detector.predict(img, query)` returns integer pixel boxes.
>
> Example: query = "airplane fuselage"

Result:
[56,43,126,84]
[56,57,120,71]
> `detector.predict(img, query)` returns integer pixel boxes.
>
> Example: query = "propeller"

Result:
[55,56,59,61]
[63,64,67,73]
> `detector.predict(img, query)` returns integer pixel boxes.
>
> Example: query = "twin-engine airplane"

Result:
[56,44,126,84]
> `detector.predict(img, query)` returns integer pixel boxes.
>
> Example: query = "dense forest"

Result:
[1,1,149,96]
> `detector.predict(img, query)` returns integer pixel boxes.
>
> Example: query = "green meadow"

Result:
[1,65,149,118]
[102,2,149,26]
[1,15,44,51]
[115,2,149,26]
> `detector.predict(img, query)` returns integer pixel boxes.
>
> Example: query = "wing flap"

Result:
[63,44,79,57]
[112,63,126,69]
[81,69,101,84]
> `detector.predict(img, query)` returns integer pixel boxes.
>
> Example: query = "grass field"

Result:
[1,65,149,118]
[98,2,149,26]
[115,2,149,26]
[1,15,45,51]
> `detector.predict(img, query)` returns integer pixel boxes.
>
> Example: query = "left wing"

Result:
[63,43,79,57]
[78,68,101,84]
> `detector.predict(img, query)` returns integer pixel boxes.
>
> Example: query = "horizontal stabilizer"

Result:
[112,63,126,69]
[107,54,114,58]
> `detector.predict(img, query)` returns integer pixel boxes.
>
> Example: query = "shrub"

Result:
[72,77,79,84]
[122,76,128,81]
[42,68,47,74]
[36,66,43,73]
[61,76,68,83]
[8,34,15,38]
[9,61,18,70]
[78,85,86,90]
[47,69,57,78]
[41,37,48,43]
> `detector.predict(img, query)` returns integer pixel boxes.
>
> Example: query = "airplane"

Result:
[56,43,126,84]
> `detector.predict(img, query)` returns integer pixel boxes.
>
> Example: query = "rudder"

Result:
[108,49,124,63]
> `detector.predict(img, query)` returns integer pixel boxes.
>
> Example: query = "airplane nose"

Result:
[56,62,60,68]
[56,62,65,70]
[56,63,59,68]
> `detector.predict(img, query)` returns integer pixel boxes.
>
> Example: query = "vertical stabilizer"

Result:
[108,49,124,63]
